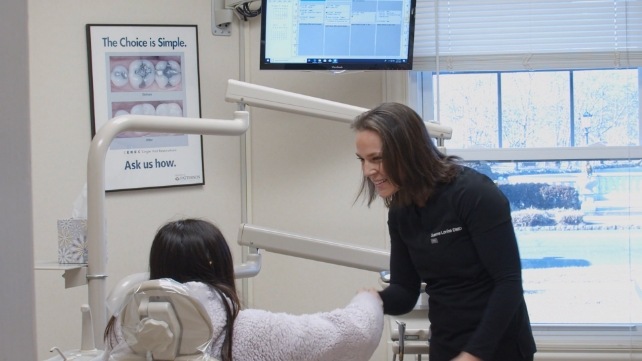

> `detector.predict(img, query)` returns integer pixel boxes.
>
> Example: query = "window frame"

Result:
[388,70,642,353]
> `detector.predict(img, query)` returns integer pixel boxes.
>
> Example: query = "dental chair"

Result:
[112,278,217,361]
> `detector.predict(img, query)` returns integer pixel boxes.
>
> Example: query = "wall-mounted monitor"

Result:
[260,0,416,71]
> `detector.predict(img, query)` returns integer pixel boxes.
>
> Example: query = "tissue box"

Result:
[57,219,88,264]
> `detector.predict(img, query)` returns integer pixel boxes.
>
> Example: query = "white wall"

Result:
[28,1,389,360]
[1,0,37,360]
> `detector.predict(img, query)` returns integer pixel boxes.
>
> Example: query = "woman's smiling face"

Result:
[355,129,399,198]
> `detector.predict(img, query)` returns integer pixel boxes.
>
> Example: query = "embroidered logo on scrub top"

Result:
[430,227,463,244]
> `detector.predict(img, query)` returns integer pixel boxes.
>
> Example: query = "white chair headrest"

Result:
[118,279,214,360]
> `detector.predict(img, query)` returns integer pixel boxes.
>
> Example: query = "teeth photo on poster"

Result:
[86,24,203,192]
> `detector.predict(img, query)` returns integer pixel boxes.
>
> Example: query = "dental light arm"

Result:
[86,112,250,348]
[237,223,390,273]
[225,79,453,143]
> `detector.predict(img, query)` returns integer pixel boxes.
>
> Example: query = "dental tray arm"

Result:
[237,223,390,273]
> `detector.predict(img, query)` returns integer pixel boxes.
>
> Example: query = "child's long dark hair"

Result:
[105,219,240,361]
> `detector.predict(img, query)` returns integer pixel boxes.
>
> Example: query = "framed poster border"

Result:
[86,24,204,192]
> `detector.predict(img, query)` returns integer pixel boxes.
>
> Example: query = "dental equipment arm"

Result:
[86,112,249,348]
[225,79,453,144]
[237,223,390,273]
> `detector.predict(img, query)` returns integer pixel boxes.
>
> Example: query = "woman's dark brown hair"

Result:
[351,102,461,208]
[105,219,240,361]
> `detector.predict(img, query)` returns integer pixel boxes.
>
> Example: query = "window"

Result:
[403,0,642,354]
[420,67,642,321]
[433,69,640,150]
[415,67,642,356]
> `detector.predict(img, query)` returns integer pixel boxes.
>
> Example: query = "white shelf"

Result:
[35,261,88,288]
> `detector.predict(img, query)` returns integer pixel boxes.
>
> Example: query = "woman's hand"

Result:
[357,288,383,306]
[451,351,482,361]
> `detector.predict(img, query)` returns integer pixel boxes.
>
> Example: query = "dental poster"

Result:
[86,24,203,191]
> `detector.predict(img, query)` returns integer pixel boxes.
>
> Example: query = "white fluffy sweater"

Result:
[101,281,384,361]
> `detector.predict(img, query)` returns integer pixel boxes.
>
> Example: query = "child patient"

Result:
[99,218,384,361]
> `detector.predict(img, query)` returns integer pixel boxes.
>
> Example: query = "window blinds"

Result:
[412,0,642,72]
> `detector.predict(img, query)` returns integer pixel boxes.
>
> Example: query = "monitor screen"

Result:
[259,0,416,71]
